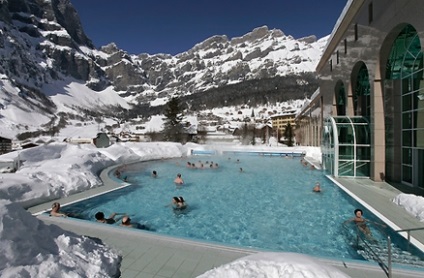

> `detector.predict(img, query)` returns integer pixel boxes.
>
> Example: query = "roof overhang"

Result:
[316,0,365,72]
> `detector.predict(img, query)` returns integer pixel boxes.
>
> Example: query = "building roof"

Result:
[316,0,361,72]
[270,110,298,118]
[0,136,12,141]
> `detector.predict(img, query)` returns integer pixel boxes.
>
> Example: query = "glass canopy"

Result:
[322,116,371,177]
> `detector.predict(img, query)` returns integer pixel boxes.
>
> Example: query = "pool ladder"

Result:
[344,224,424,278]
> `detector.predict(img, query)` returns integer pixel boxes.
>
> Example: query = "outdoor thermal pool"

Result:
[62,153,424,267]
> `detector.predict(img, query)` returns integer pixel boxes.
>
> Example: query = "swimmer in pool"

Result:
[120,216,148,229]
[120,216,134,227]
[174,173,184,185]
[312,182,321,192]
[171,196,187,210]
[345,209,371,236]
[344,209,386,237]
[50,202,68,217]
[95,211,125,224]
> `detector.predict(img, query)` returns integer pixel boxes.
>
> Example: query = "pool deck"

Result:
[29,166,424,278]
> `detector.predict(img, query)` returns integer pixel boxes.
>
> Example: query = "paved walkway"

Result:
[30,166,424,278]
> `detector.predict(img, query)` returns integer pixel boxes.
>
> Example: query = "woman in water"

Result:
[345,209,371,235]
[344,208,385,237]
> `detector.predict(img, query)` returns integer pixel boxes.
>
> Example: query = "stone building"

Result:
[296,0,424,190]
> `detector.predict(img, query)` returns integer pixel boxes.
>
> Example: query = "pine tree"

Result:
[163,97,184,142]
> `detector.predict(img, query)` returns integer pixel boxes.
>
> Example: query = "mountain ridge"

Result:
[0,0,326,139]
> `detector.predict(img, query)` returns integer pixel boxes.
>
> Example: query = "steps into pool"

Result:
[358,240,424,268]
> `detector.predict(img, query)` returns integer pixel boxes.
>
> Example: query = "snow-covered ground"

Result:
[1,141,423,277]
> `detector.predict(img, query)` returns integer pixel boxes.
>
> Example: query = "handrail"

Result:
[342,223,392,278]
[359,233,391,277]
[396,226,424,232]
[344,224,424,278]
[395,226,424,247]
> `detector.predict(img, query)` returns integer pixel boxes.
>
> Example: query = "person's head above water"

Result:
[95,211,105,220]
[51,202,60,210]
[354,209,363,217]
[313,182,321,192]
[173,196,184,202]
[122,216,131,225]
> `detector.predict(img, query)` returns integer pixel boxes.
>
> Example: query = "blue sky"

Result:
[71,0,347,55]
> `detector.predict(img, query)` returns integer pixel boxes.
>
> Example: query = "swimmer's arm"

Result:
[113,212,128,222]
[343,218,354,224]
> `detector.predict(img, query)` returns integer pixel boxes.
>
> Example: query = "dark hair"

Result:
[95,212,105,220]
[178,196,185,202]
[354,209,363,215]
[177,173,181,177]
[173,197,180,202]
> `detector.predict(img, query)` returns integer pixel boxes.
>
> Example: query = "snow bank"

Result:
[0,200,121,278]
[0,142,184,208]
[393,193,424,222]
[197,252,350,278]
[0,142,187,277]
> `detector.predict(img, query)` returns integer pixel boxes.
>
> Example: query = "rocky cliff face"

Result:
[0,0,326,137]
[1,0,95,79]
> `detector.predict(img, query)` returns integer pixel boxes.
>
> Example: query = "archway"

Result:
[352,62,371,119]
[383,24,424,188]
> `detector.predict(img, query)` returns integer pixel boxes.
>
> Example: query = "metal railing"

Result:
[357,231,392,278]
[343,223,392,278]
[344,224,424,278]
[395,226,424,247]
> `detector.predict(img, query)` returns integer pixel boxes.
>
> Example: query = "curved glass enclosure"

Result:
[322,116,371,177]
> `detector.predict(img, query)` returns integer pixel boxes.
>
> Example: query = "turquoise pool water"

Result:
[63,154,424,264]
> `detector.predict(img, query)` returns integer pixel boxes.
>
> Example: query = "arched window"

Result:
[353,63,371,118]
[385,24,423,186]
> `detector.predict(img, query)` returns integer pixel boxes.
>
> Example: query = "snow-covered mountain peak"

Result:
[0,0,326,139]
